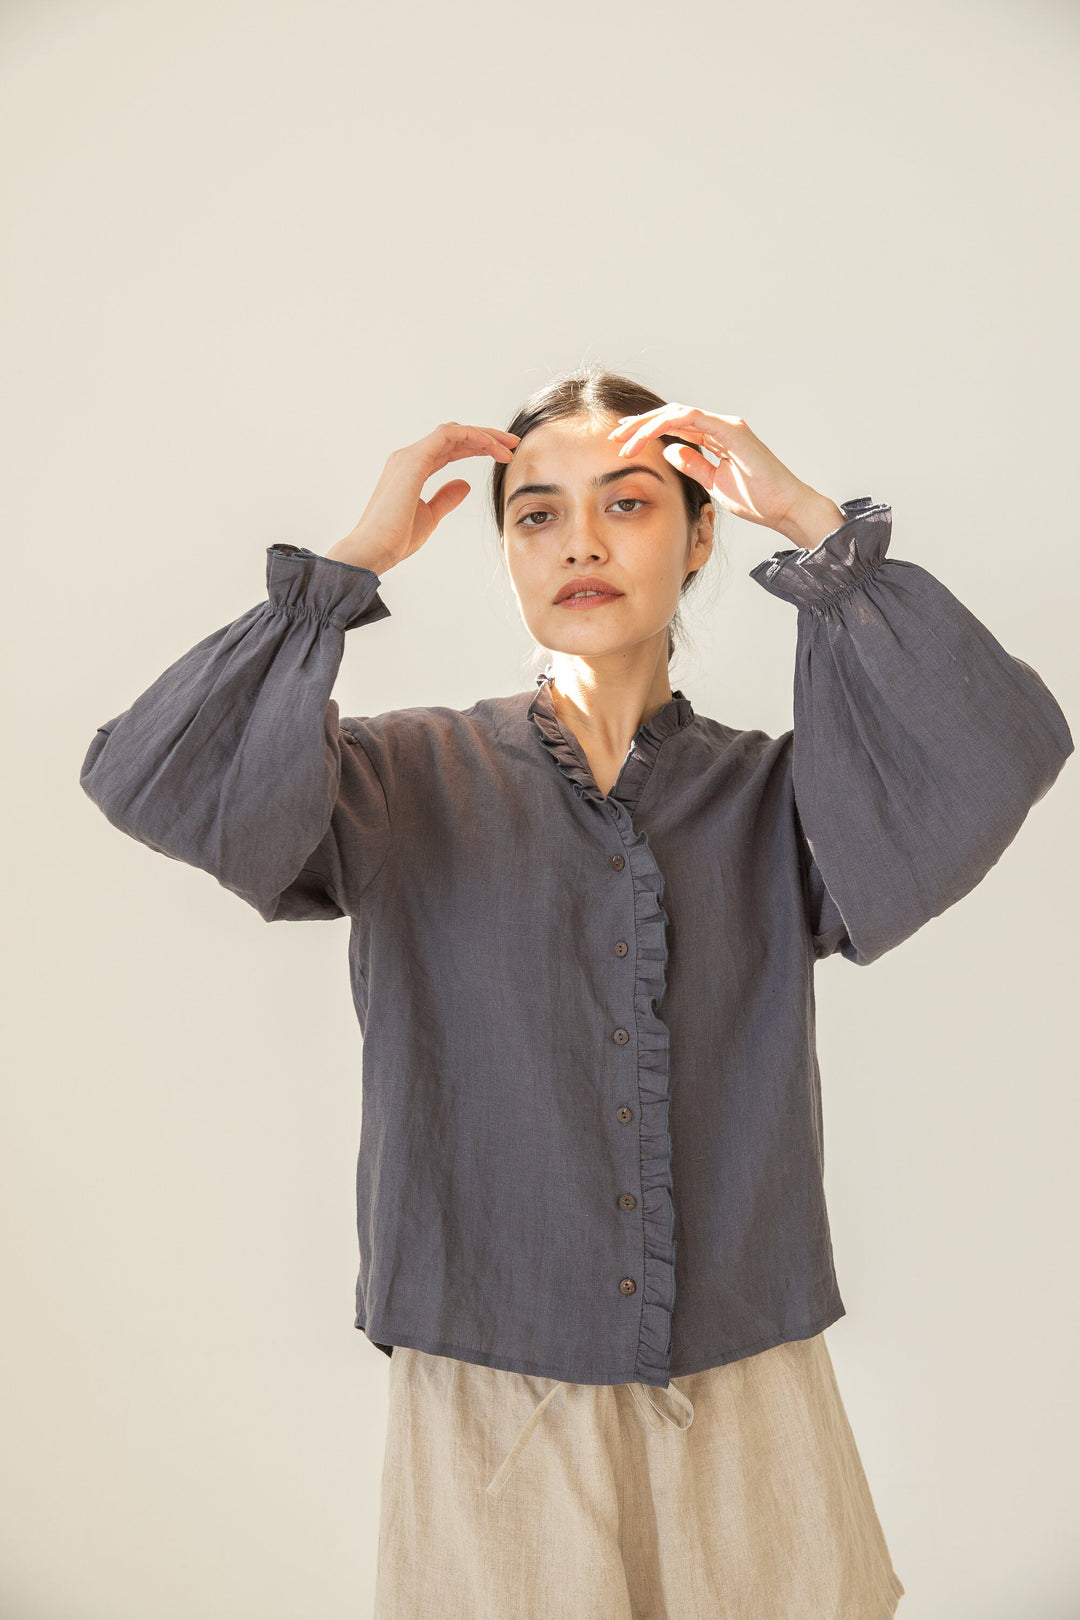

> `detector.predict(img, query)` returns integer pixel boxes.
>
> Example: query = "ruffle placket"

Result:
[527,673,694,1387]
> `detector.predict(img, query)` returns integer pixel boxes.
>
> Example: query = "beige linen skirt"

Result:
[373,1331,906,1619]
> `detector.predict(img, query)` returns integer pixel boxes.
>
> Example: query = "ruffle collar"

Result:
[527,668,695,815]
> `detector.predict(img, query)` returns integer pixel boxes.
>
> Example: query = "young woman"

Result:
[81,367,1073,1619]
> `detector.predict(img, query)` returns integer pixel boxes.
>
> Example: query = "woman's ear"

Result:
[693,502,715,563]
[686,503,714,574]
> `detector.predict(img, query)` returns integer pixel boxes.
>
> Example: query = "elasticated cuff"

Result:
[748,497,892,610]
[266,543,393,632]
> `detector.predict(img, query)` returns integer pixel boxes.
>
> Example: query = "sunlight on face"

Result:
[501,414,712,662]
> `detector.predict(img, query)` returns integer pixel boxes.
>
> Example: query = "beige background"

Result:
[3,0,1078,1615]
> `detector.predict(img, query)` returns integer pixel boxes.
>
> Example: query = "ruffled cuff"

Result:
[748,496,891,610]
[266,543,393,632]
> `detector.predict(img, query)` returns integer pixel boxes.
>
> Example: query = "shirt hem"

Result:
[667,1302,848,1377]
[353,1301,847,1387]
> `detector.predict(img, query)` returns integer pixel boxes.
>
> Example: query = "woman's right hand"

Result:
[324,421,520,575]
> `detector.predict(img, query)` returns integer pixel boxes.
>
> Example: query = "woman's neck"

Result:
[547,649,673,794]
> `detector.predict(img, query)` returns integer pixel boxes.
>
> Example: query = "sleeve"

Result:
[749,497,1075,966]
[79,543,394,923]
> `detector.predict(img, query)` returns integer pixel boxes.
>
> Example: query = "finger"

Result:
[612,407,745,458]
[616,406,716,455]
[437,422,520,448]
[468,426,521,447]
[417,424,512,469]
[662,442,718,490]
[425,479,472,524]
[438,424,517,464]
[606,405,676,435]
[605,409,674,446]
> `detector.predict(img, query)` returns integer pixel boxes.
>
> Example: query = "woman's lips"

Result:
[555,591,624,610]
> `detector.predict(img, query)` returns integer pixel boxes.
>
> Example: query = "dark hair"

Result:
[490,364,719,665]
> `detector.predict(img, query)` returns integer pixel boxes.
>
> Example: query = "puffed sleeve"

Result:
[750,498,1075,966]
[79,543,393,923]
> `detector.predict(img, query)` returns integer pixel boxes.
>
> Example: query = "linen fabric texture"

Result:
[373,1334,907,1619]
[80,497,1075,1390]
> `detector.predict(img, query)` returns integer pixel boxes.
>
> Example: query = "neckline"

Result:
[526,669,695,814]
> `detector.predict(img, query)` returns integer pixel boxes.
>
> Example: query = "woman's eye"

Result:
[517,498,645,528]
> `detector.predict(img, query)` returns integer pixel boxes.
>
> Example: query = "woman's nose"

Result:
[561,526,605,564]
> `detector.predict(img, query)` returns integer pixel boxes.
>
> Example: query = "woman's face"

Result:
[500,413,714,664]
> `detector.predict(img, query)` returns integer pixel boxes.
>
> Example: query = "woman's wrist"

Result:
[324,534,393,574]
[773,491,847,551]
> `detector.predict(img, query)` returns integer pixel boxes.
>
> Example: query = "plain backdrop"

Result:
[2,1,1078,1616]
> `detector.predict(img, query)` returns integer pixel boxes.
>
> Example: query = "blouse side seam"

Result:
[339,726,394,900]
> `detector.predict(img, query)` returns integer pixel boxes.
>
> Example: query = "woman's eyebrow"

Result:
[506,465,668,508]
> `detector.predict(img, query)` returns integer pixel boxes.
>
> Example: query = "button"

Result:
[620,1278,637,1295]
[618,1193,637,1210]
[611,854,625,870]
[614,940,628,956]
[617,1106,634,1123]
[613,1028,630,1044]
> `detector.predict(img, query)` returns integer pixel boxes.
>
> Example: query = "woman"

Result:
[80,367,1074,1618]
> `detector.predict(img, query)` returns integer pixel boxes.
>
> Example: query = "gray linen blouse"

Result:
[80,496,1074,1389]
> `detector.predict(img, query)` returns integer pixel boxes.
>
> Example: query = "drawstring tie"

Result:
[485,1378,695,1499]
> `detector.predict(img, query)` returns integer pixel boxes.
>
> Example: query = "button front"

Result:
[620,1278,637,1295]
[611,854,625,870]
[617,1106,634,1123]
[613,1028,630,1045]
[618,1193,637,1210]
[614,940,628,956]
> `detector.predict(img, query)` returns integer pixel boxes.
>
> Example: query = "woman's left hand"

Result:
[606,405,846,548]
